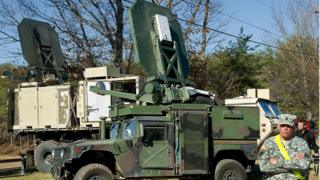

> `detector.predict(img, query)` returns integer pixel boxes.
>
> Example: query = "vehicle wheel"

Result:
[74,163,113,180]
[34,140,58,173]
[214,159,247,180]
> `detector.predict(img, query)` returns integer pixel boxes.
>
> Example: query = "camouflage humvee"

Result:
[51,0,265,179]
[51,103,260,179]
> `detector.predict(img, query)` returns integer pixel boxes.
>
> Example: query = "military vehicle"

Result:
[224,88,282,144]
[49,1,277,179]
[3,19,142,173]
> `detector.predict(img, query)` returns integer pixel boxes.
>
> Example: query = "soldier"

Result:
[296,119,319,156]
[258,114,311,180]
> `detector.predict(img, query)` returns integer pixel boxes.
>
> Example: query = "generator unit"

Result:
[5,18,143,173]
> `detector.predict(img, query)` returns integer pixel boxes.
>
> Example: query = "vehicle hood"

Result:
[54,139,130,158]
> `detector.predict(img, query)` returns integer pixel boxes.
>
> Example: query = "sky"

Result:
[221,0,319,48]
[0,0,317,65]
[218,0,290,48]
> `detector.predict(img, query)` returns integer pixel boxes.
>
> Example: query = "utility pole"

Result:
[297,37,311,117]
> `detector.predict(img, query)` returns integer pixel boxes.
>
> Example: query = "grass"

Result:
[3,172,53,180]
[0,169,53,180]
[0,165,317,180]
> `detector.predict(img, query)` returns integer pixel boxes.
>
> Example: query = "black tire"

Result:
[214,159,247,180]
[74,163,113,180]
[34,140,58,173]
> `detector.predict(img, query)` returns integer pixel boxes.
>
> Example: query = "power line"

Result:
[123,0,133,4]
[181,0,285,40]
[122,0,133,8]
[177,17,317,57]
[181,0,314,56]
[181,0,289,42]
[255,0,273,9]
[215,9,288,41]
[124,0,317,58]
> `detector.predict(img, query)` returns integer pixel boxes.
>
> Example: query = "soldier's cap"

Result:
[278,114,296,126]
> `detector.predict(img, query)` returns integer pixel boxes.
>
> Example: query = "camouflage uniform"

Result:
[258,114,311,180]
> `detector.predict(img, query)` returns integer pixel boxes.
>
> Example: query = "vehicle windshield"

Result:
[269,102,281,117]
[258,100,274,117]
[110,123,120,139]
[122,120,137,140]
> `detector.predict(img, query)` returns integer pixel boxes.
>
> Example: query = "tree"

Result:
[153,0,226,57]
[206,29,272,100]
[268,36,318,117]
[0,0,227,77]
[0,64,22,141]
[157,0,227,89]
[0,0,128,72]
[269,0,318,118]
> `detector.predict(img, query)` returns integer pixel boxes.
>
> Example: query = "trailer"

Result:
[4,18,143,173]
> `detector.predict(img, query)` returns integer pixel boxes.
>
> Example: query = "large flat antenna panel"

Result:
[18,18,65,70]
[129,0,189,83]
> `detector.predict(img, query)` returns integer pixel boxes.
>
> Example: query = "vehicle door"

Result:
[139,122,174,169]
[180,110,209,175]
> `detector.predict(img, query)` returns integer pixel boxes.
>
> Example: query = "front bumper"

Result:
[51,147,72,179]
[51,163,62,179]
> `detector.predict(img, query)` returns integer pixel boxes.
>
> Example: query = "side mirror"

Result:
[1,71,13,79]
[138,123,144,137]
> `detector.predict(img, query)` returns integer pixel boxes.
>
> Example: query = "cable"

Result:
[181,0,284,40]
[255,0,273,9]
[124,0,317,58]
[123,0,133,4]
[177,17,317,57]
[215,9,288,41]
[183,0,291,42]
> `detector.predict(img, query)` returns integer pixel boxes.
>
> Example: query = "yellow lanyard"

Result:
[275,135,305,180]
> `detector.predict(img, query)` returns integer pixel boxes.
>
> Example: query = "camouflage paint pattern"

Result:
[210,106,260,162]
[258,136,311,179]
[51,103,260,179]
[211,106,260,140]
[52,104,210,178]
[50,0,261,179]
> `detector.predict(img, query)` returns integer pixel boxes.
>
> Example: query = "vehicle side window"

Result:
[142,126,165,145]
[110,123,119,139]
[259,101,273,117]
[269,102,281,117]
[122,120,137,140]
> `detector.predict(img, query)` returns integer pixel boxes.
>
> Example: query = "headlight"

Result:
[60,149,64,158]
[52,150,55,158]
